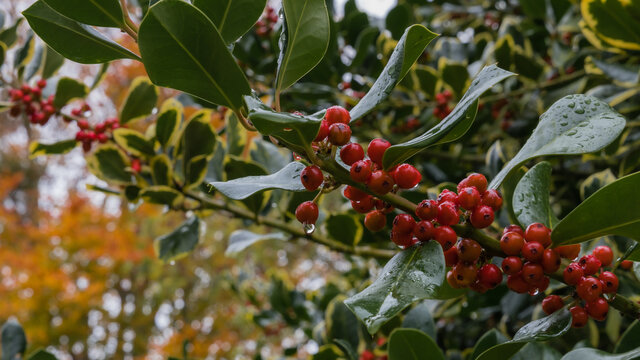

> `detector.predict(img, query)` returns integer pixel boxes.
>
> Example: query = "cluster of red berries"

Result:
[7,79,57,125]
[433,90,453,120]
[73,106,121,152]
[255,5,278,37]
[541,245,618,327]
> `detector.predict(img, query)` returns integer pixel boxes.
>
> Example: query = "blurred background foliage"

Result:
[0,0,639,359]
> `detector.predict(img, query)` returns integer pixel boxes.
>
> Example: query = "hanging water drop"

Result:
[304,223,316,235]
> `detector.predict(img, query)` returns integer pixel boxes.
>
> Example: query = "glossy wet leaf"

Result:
[113,129,155,157]
[120,77,158,124]
[41,0,124,27]
[275,0,330,93]
[29,139,77,158]
[401,302,437,340]
[223,156,268,213]
[154,216,200,262]
[326,296,360,352]
[344,241,445,334]
[489,95,626,189]
[193,0,266,44]
[1,321,27,360]
[614,320,640,353]
[138,0,250,111]
[561,347,640,360]
[225,230,287,255]
[388,328,444,360]
[23,1,139,64]
[87,145,131,184]
[513,162,558,228]
[383,65,514,168]
[349,25,438,122]
[53,77,88,107]
[552,172,640,245]
[210,162,306,200]
[477,309,572,360]
[471,329,508,360]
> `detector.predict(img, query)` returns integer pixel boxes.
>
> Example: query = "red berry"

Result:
[391,231,413,248]
[351,196,375,213]
[328,123,351,146]
[30,87,41,98]
[42,105,55,115]
[437,201,459,226]
[392,214,416,234]
[530,276,550,294]
[131,158,141,173]
[563,262,584,285]
[542,295,564,315]
[576,276,602,302]
[324,105,350,125]
[374,199,394,213]
[416,199,438,220]
[77,119,89,130]
[350,160,372,183]
[98,133,108,143]
[343,185,368,201]
[500,232,525,256]
[11,89,24,101]
[579,254,602,276]
[525,223,551,247]
[393,164,421,189]
[22,95,32,103]
[464,173,488,194]
[501,256,523,275]
[593,246,613,267]
[507,272,529,293]
[522,242,544,263]
[364,210,386,232]
[469,205,494,229]
[434,225,457,251]
[457,187,480,210]
[314,120,329,141]
[453,263,477,286]
[555,244,581,260]
[457,238,482,262]
[295,201,318,224]
[444,246,458,267]
[542,249,561,274]
[503,224,524,237]
[367,138,391,165]
[37,79,47,88]
[585,298,609,321]
[367,170,394,195]
[300,165,323,191]
[481,189,503,210]
[599,271,618,293]
[413,220,435,242]
[522,263,544,284]
[570,306,588,328]
[340,143,364,165]
[447,270,462,289]
[478,264,502,288]
[620,260,633,270]
[437,189,458,204]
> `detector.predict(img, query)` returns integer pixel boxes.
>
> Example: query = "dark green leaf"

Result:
[140,186,183,206]
[494,35,514,70]
[512,342,562,360]
[154,216,200,261]
[349,25,438,122]
[185,155,209,190]
[29,139,77,158]
[14,33,35,71]
[1,321,27,360]
[182,110,217,185]
[332,339,358,360]
[226,112,248,156]
[581,0,640,51]
[225,230,287,255]
[552,172,640,245]
[471,329,508,360]
[326,214,363,246]
[441,60,469,97]
[27,349,58,360]
[614,320,640,353]
[401,302,437,340]
[250,138,289,173]
[0,43,6,67]
[53,77,88,107]
[415,65,438,97]
[388,328,444,360]
[23,1,139,63]
[350,27,378,69]
[477,309,572,360]
[87,145,131,184]
[119,77,158,124]
[24,44,43,81]
[41,0,125,27]
[150,154,172,186]
[385,5,411,40]
[312,345,343,360]
[489,95,626,189]
[513,162,558,228]
[0,18,23,48]
[42,46,65,79]
[113,128,155,157]
[223,156,268,213]
[138,0,250,111]
[579,169,616,201]
[383,65,514,168]
[590,57,640,84]
[193,0,266,44]
[275,0,330,93]
[561,347,640,360]
[344,241,445,334]
[155,98,183,148]
[210,162,306,200]
[326,296,360,352]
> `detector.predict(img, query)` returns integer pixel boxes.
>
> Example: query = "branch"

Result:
[119,0,139,41]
